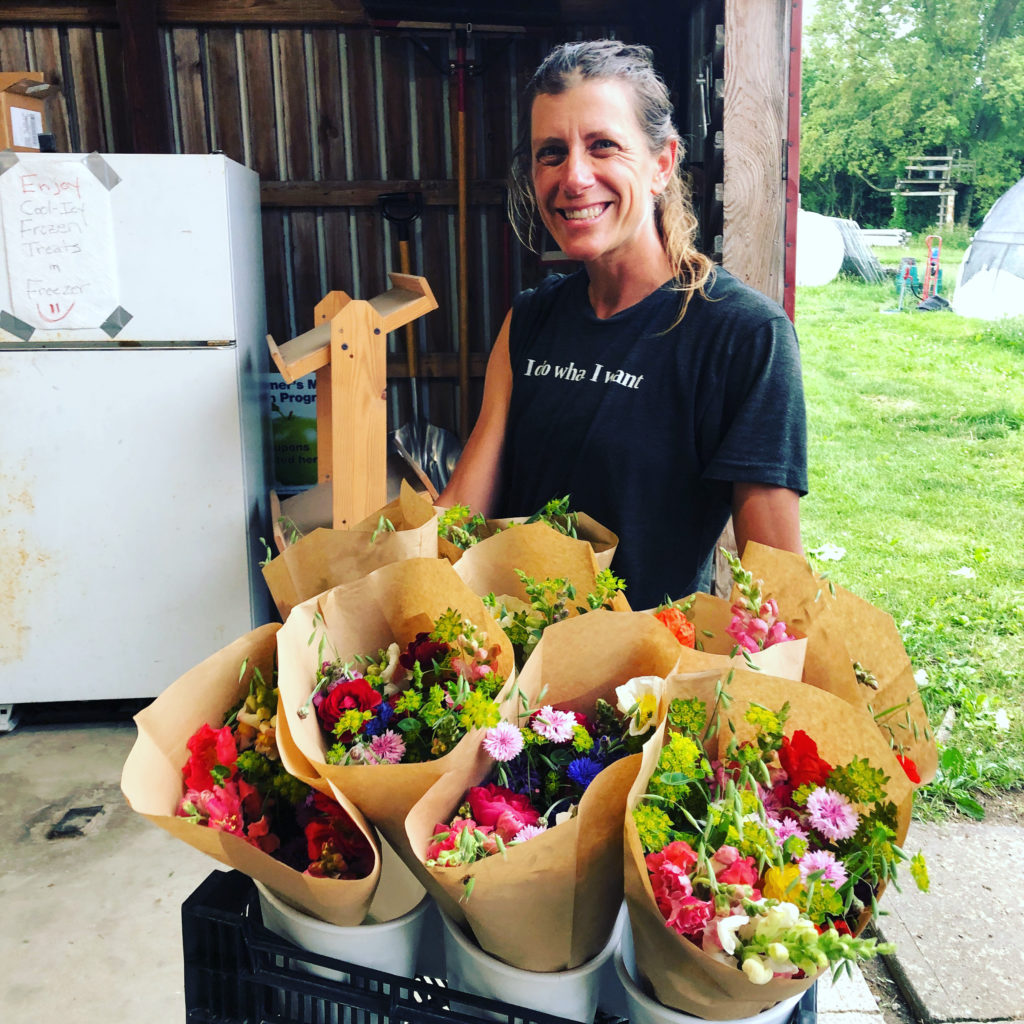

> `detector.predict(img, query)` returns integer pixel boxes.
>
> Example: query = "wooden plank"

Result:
[0,26,29,67]
[344,29,379,179]
[329,299,388,527]
[66,25,105,150]
[206,26,246,164]
[261,208,290,344]
[0,4,117,25]
[322,207,355,294]
[276,26,312,180]
[170,26,209,152]
[311,27,346,179]
[115,0,173,152]
[98,24,132,150]
[28,26,72,150]
[241,27,278,178]
[407,33,446,180]
[380,32,412,180]
[162,0,367,24]
[722,0,787,303]
[289,208,321,333]
[385,351,486,379]
[260,178,506,206]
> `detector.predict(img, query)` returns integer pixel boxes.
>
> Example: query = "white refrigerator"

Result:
[0,153,272,715]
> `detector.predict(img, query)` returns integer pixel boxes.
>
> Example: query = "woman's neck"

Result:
[584,237,674,319]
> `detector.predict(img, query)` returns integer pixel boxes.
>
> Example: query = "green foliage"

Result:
[797,277,1024,816]
[801,0,1024,228]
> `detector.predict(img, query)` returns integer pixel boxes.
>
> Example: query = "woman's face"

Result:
[529,78,675,267]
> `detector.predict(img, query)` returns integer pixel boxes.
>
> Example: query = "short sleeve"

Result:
[701,314,808,495]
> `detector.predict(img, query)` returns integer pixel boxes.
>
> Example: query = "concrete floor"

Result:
[1,713,883,1024]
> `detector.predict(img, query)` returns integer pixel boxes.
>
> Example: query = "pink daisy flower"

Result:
[806,787,859,841]
[368,730,406,765]
[531,705,577,743]
[768,814,808,844]
[512,823,548,843]
[483,721,525,762]
[798,849,848,888]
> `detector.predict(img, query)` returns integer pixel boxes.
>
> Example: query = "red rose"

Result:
[466,783,540,841]
[183,722,237,791]
[654,607,696,648]
[399,632,449,672]
[316,677,382,734]
[779,729,833,789]
[896,754,921,784]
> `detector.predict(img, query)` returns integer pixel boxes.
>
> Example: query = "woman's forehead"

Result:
[530,78,640,139]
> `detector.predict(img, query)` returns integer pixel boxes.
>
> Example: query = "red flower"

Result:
[303,797,375,879]
[467,783,541,841]
[779,730,833,789]
[182,722,237,791]
[399,632,449,672]
[316,677,382,734]
[710,845,760,888]
[426,818,500,859]
[654,607,696,648]
[645,839,699,877]
[896,754,921,784]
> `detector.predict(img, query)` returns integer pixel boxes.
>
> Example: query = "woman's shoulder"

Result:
[514,269,583,312]
[697,267,790,326]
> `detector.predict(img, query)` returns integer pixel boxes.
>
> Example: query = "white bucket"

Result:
[256,883,429,981]
[614,945,802,1024]
[439,906,623,1024]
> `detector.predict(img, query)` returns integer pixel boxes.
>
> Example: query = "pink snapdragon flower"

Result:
[726,597,795,653]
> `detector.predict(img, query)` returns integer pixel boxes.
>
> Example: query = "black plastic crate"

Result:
[182,869,818,1024]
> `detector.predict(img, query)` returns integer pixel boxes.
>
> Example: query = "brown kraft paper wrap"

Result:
[263,482,439,620]
[623,668,914,1020]
[663,591,808,682]
[438,510,619,570]
[736,542,937,784]
[120,623,381,927]
[274,557,516,917]
[406,610,683,972]
[453,520,630,614]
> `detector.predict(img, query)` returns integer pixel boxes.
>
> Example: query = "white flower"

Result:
[615,675,665,736]
[742,956,774,985]
[995,708,1011,732]
[716,914,749,956]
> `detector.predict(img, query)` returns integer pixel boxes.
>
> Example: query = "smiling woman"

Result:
[439,40,808,609]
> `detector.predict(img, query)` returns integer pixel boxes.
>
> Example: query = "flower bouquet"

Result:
[121,623,381,926]
[736,542,937,784]
[274,557,516,910]
[437,495,619,570]
[405,609,684,973]
[262,481,439,621]
[657,552,808,683]
[623,667,923,1020]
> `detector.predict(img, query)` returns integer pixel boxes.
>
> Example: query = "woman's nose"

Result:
[561,147,594,195]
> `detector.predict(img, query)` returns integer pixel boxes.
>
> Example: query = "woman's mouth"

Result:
[559,203,610,221]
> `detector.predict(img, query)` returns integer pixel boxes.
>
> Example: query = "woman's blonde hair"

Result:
[508,40,714,323]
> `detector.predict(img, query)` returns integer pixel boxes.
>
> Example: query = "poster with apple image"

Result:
[0,154,119,332]
[263,372,318,493]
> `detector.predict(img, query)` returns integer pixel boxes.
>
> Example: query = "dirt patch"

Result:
[979,788,1024,826]
[862,955,919,1024]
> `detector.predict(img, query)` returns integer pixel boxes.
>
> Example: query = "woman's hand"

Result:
[731,482,803,559]
[436,310,513,516]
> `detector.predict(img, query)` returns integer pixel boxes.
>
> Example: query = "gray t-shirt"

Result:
[499,267,807,608]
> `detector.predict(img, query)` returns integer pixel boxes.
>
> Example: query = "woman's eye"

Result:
[535,146,566,166]
[591,138,618,153]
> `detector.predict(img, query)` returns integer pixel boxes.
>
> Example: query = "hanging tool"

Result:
[921,234,942,300]
[378,191,425,420]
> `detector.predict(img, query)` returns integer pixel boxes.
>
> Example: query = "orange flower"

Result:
[655,606,696,648]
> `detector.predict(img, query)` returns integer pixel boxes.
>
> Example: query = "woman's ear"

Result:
[652,138,678,195]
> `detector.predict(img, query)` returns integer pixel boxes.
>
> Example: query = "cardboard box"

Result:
[0,72,56,152]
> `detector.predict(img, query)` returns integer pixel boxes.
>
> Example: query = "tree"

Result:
[800,0,1024,229]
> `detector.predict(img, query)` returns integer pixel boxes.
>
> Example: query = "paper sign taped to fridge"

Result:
[0,155,119,331]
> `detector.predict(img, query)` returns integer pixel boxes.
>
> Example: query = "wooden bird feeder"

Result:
[266,272,437,545]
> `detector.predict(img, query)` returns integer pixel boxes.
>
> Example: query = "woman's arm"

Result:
[437,310,513,516]
[731,481,803,558]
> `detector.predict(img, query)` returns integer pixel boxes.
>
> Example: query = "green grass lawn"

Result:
[795,252,1024,818]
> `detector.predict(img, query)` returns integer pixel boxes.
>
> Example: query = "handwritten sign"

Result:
[0,156,118,330]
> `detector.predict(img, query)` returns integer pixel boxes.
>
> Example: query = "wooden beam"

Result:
[116,0,174,153]
[0,0,368,23]
[260,179,507,208]
[722,0,789,305]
